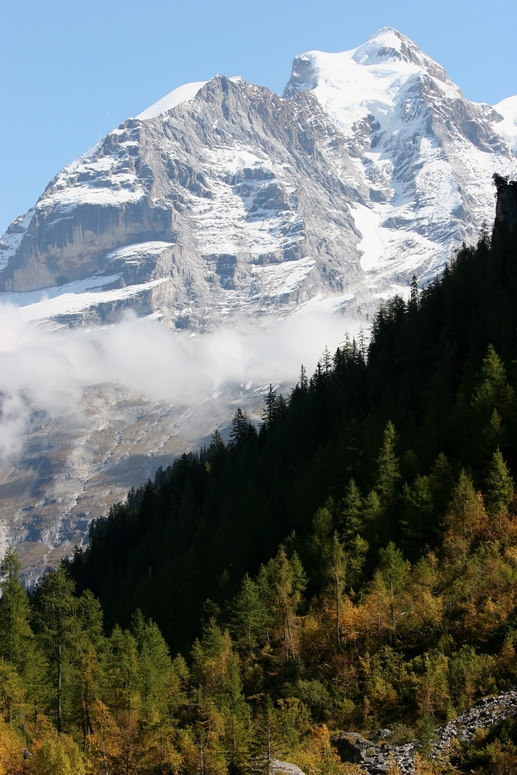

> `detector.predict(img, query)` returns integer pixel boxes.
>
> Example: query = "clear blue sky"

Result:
[2,0,516,232]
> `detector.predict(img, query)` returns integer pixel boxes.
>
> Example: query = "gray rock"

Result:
[331,690,517,774]
[271,760,306,775]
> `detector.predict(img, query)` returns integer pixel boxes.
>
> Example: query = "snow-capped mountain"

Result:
[1,28,517,580]
[2,27,516,329]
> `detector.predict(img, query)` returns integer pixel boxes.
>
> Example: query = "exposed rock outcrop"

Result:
[271,760,306,775]
[331,690,517,774]
[494,175,517,232]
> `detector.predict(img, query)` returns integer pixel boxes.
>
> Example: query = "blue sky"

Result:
[2,0,516,231]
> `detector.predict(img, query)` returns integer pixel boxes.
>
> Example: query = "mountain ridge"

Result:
[1,29,517,581]
[1,27,516,330]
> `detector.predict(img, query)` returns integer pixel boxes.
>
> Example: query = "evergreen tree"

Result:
[401,475,434,552]
[230,574,270,661]
[253,696,284,775]
[0,547,34,673]
[103,624,140,719]
[71,590,105,749]
[468,344,515,469]
[444,470,487,558]
[409,274,419,312]
[33,565,79,732]
[378,542,410,636]
[261,385,279,432]
[376,421,401,503]
[484,447,514,523]
[229,408,257,449]
[191,620,252,772]
[338,478,363,541]
[209,429,226,460]
[131,610,173,717]
[298,365,308,393]
[30,734,85,775]
[323,532,347,652]
[261,549,306,664]
[429,453,455,517]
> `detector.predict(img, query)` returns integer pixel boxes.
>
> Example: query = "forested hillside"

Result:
[1,181,517,772]
[70,181,517,655]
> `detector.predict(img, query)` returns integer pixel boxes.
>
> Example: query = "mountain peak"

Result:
[353,27,447,79]
[283,28,455,132]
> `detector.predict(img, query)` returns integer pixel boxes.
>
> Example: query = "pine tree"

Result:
[469,344,515,469]
[378,542,409,636]
[323,532,347,652]
[103,624,140,720]
[0,547,34,673]
[261,385,279,432]
[338,478,363,541]
[30,733,85,775]
[401,475,434,551]
[261,548,306,664]
[72,590,105,750]
[409,274,419,312]
[298,365,308,392]
[209,429,225,457]
[229,408,257,449]
[444,469,487,558]
[484,447,514,523]
[33,565,79,732]
[131,609,173,717]
[253,696,284,775]
[191,620,252,772]
[376,421,401,503]
[230,574,270,661]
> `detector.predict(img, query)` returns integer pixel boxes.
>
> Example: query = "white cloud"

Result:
[0,303,363,463]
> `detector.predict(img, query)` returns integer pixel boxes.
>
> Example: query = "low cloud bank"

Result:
[0,304,363,462]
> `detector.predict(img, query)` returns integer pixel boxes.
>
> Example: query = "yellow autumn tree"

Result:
[293,724,362,775]
[28,734,85,775]
[0,715,24,775]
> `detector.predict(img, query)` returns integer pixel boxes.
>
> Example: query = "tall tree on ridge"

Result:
[0,547,33,673]
[33,565,79,733]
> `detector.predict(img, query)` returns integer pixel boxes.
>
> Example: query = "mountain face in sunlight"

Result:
[0,28,516,579]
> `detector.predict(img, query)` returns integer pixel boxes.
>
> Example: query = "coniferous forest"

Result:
[1,183,517,772]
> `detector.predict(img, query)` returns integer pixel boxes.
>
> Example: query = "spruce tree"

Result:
[262,385,279,432]
[401,475,434,552]
[338,478,363,541]
[261,548,306,664]
[33,564,79,732]
[230,574,270,661]
[229,408,257,449]
[484,447,514,523]
[253,695,283,775]
[378,542,409,636]
[0,547,33,672]
[131,610,173,717]
[444,470,487,558]
[323,532,347,652]
[376,421,401,503]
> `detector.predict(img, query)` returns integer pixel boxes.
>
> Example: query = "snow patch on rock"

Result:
[137,81,207,120]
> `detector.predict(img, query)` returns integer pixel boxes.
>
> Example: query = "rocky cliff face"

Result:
[494,176,517,232]
[1,28,516,330]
